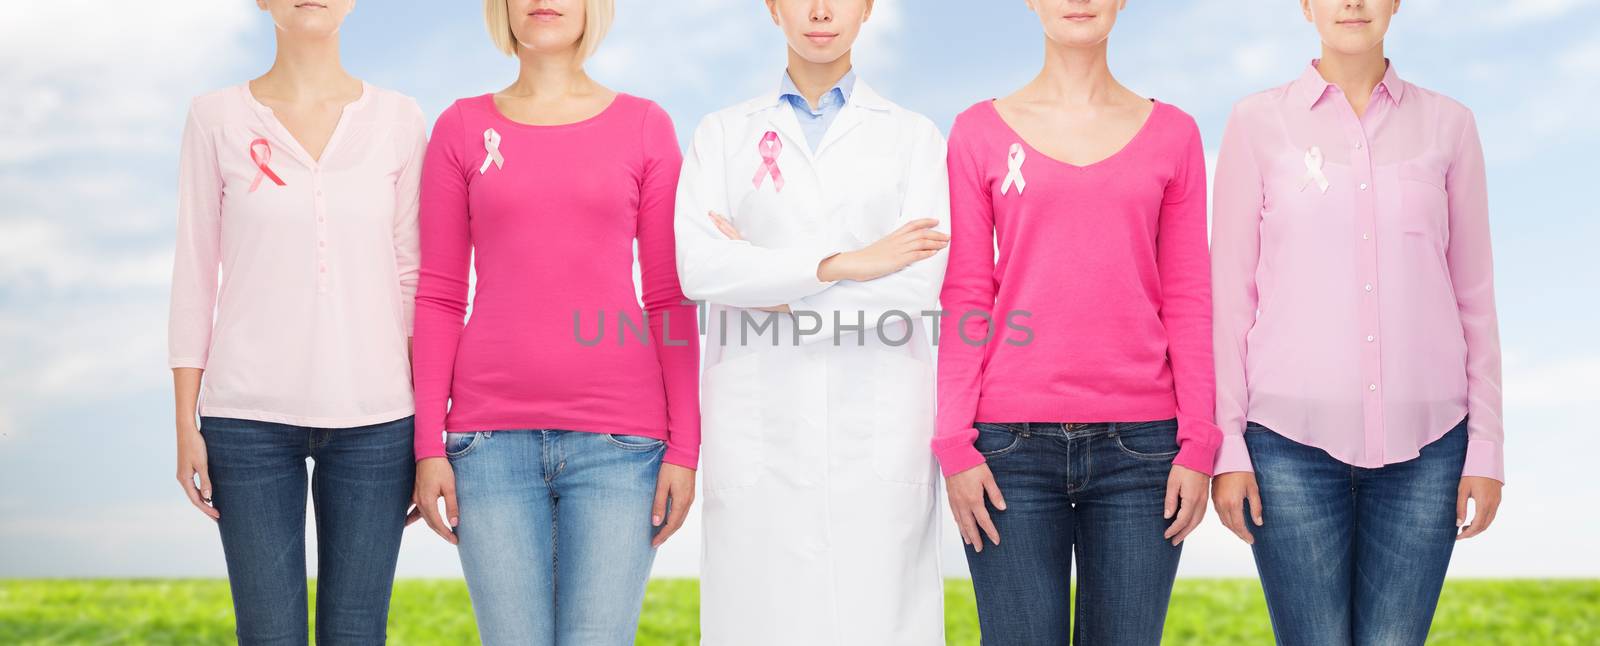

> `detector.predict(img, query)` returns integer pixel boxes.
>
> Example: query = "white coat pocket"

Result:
[701,351,766,492]
[871,350,937,485]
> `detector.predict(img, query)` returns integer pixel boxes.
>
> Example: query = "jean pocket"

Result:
[1112,419,1179,460]
[1244,421,1270,433]
[606,433,666,451]
[973,423,1022,458]
[445,431,487,459]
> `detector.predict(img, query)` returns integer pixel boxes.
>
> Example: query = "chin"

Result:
[284,21,340,37]
[1045,25,1112,47]
[1324,36,1382,57]
[794,47,846,66]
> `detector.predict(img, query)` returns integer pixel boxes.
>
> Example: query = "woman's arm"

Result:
[674,115,841,308]
[410,104,469,545]
[1446,109,1504,540]
[636,104,703,470]
[1210,104,1265,476]
[1156,118,1222,477]
[785,117,952,345]
[1209,103,1267,544]
[169,104,222,520]
[411,104,472,462]
[1446,110,1504,484]
[393,99,428,339]
[932,118,996,478]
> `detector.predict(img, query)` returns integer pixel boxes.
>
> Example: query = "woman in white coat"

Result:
[674,1,950,644]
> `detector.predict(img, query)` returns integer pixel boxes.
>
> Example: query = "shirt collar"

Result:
[778,68,857,114]
[1293,58,1408,109]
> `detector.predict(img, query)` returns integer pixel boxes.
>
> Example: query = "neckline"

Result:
[985,97,1164,170]
[240,80,370,167]
[483,92,626,130]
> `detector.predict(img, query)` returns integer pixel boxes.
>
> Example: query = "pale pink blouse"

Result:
[169,82,426,428]
[1212,61,1504,481]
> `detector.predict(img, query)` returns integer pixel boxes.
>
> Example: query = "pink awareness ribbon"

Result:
[752,131,784,192]
[248,138,286,192]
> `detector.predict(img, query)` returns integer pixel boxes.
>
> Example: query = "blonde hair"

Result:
[483,0,614,60]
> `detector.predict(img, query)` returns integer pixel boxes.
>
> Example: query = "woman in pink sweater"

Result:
[934,1,1219,643]
[409,2,699,644]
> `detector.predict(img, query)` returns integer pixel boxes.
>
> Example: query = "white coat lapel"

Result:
[814,78,892,158]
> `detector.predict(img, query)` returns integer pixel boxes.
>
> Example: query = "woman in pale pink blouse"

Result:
[408,2,699,644]
[1210,1,1505,643]
[168,1,424,643]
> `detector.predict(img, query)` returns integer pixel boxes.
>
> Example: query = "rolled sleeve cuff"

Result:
[935,441,986,478]
[1212,434,1255,475]
[664,446,699,470]
[414,423,445,462]
[774,248,841,300]
[1462,438,1504,483]
[1173,439,1220,477]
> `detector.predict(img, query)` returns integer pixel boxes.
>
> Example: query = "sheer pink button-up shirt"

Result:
[1212,61,1504,481]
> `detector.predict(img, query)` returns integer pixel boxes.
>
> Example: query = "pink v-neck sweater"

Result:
[412,94,702,468]
[934,100,1221,477]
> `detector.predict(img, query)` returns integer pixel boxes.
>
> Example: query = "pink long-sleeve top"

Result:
[934,99,1221,478]
[412,93,701,468]
[169,82,424,428]
[1212,61,1504,481]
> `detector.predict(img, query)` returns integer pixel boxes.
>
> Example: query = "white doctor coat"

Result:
[675,78,950,646]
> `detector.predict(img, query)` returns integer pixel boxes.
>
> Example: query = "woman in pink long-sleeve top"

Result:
[168,1,424,642]
[934,2,1218,643]
[408,1,699,643]
[1209,1,1504,644]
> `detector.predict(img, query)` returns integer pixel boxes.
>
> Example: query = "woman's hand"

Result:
[1456,476,1502,540]
[819,218,949,283]
[414,457,459,545]
[1211,471,1263,544]
[176,420,219,521]
[1164,464,1210,546]
[946,463,1006,552]
[650,463,697,548]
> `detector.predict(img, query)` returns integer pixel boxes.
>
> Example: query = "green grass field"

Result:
[2,579,1595,644]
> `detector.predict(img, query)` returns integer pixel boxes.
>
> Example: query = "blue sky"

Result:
[1,0,1597,579]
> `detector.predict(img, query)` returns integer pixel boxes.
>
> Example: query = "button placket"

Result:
[1349,112,1385,463]
[314,171,329,293]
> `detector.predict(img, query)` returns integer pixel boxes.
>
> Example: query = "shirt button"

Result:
[1362,233,1371,240]
[1355,141,1363,149]
[1364,283,1374,292]
[1359,183,1369,191]
[1369,384,1378,391]
[1367,335,1376,342]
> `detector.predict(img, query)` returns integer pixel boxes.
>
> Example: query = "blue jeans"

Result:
[200,415,415,646]
[963,419,1184,645]
[446,429,664,646]
[1246,419,1467,646]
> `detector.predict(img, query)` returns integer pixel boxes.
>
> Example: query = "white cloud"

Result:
[1504,352,1600,409]
[0,1,258,165]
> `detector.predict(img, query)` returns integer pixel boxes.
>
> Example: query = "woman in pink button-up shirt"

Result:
[168,1,424,642]
[1210,1,1505,643]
